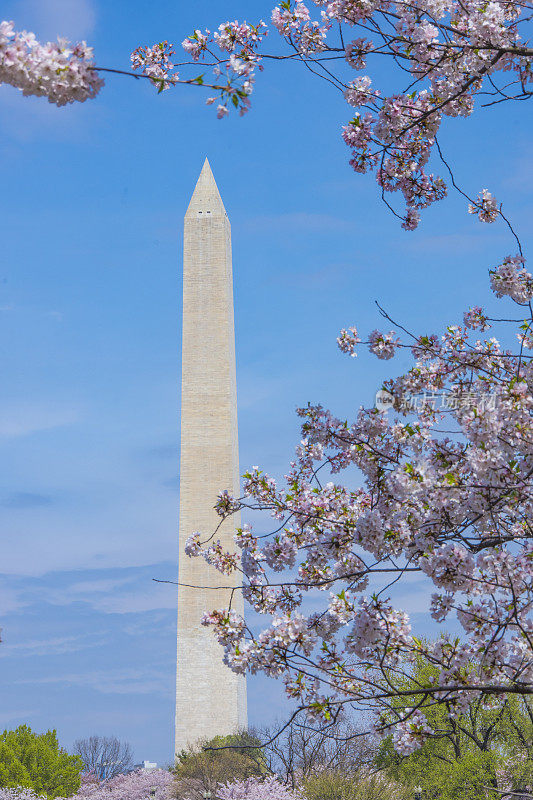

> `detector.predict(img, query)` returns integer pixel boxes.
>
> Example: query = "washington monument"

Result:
[175,159,247,754]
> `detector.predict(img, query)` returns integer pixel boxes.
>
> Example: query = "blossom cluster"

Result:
[336,326,361,356]
[463,306,490,331]
[0,20,103,106]
[218,776,304,800]
[368,329,400,360]
[189,252,533,753]
[271,3,330,53]
[490,254,533,304]
[133,20,267,117]
[468,189,499,223]
[393,709,434,755]
[131,41,179,91]
[130,0,532,227]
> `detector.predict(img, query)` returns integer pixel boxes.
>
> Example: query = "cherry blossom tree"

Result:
[72,768,172,800]
[186,249,532,753]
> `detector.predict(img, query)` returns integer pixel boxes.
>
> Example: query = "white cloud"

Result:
[395,230,503,254]
[0,585,29,614]
[0,486,177,576]
[68,577,136,595]
[88,582,177,614]
[1,633,106,657]
[243,212,354,234]
[16,667,172,696]
[0,709,36,727]
[0,572,176,616]
[0,85,93,143]
[0,402,80,438]
[10,0,96,41]
[43,576,177,615]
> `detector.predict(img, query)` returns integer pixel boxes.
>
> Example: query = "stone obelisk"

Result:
[175,159,247,755]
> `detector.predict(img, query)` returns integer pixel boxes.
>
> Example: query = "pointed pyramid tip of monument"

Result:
[199,156,212,177]
[185,158,227,219]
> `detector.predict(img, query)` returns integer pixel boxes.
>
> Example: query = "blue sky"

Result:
[0,0,531,768]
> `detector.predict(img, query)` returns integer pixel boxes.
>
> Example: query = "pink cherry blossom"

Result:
[218,776,304,800]
[490,254,533,304]
[337,326,361,356]
[0,770,175,800]
[468,189,499,223]
[368,329,400,359]
[463,306,490,331]
[131,41,179,90]
[393,709,434,755]
[73,769,172,800]
[0,20,103,105]
[181,29,210,61]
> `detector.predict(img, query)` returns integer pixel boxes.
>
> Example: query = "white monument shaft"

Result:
[175,160,247,754]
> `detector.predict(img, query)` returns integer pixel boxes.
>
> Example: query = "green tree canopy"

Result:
[0,725,83,798]
[302,768,412,800]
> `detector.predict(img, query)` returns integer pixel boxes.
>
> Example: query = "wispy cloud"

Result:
[68,577,136,595]
[11,0,96,40]
[1,633,106,657]
[0,709,36,727]
[16,667,173,697]
[0,584,30,614]
[0,403,80,438]
[82,581,178,615]
[2,492,53,509]
[394,230,504,254]
[31,572,177,615]
[0,86,93,143]
[242,212,356,234]
[140,443,178,460]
